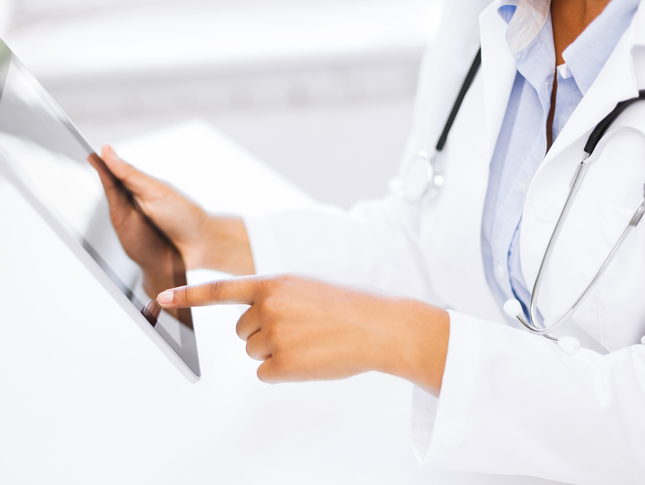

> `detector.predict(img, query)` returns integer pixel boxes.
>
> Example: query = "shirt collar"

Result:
[562,0,640,95]
[497,0,555,112]
[497,0,551,54]
[497,0,640,96]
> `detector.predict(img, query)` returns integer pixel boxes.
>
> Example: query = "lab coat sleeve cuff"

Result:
[241,204,433,299]
[411,309,482,464]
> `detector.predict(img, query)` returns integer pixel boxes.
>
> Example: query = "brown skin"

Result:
[547,0,612,149]
[99,146,255,278]
[95,0,611,397]
[98,146,450,396]
[156,275,450,394]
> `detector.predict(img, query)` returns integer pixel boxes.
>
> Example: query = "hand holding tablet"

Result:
[0,39,201,380]
[95,145,256,281]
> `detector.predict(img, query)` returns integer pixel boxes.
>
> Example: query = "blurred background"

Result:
[1,0,441,208]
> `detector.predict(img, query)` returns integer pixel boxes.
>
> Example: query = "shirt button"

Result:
[518,181,529,193]
[534,194,561,222]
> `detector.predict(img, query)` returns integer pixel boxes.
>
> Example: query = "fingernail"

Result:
[157,291,174,305]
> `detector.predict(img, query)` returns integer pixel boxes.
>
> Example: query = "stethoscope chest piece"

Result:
[402,151,433,201]
[402,49,483,202]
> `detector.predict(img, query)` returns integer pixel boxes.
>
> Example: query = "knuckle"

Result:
[235,317,246,340]
[261,276,281,293]
[264,274,293,291]
[245,335,265,362]
[119,161,135,179]
[263,321,278,344]
[276,274,297,287]
[236,307,255,341]
[256,365,268,383]
[207,280,226,299]
[257,363,275,384]
[245,340,255,359]
[261,296,282,316]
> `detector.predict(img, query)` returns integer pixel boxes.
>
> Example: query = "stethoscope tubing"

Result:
[434,48,482,153]
[521,91,645,337]
[410,44,645,348]
[517,158,645,336]
[401,49,483,200]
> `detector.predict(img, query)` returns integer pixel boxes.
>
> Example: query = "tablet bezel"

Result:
[0,40,200,382]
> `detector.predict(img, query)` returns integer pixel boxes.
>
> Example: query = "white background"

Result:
[2,0,441,208]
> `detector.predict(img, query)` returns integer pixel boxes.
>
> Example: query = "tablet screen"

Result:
[0,42,199,378]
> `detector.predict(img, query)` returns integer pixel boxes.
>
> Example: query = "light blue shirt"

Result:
[481,0,640,322]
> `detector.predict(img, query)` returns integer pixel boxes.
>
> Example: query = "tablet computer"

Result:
[0,40,200,381]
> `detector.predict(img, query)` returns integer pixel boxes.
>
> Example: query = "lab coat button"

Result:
[535,194,560,222]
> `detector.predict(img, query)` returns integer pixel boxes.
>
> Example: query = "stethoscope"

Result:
[402,47,645,355]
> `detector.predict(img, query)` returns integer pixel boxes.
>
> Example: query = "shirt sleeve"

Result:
[411,310,645,485]
[243,194,434,301]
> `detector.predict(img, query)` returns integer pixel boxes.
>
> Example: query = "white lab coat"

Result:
[244,0,645,483]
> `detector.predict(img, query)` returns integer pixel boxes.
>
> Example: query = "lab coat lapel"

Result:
[635,1,645,47]
[543,6,643,166]
[479,3,517,162]
[521,4,644,292]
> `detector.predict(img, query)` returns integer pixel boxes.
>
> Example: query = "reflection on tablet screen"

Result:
[0,41,199,378]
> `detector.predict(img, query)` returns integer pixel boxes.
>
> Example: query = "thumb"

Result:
[100,145,162,196]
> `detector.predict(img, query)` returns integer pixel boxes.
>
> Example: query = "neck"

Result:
[551,0,613,65]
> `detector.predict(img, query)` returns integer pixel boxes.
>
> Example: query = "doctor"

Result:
[96,0,645,482]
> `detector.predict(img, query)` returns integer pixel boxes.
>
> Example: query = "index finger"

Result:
[156,276,264,308]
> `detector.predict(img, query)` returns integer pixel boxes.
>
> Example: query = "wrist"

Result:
[377,299,450,397]
[200,215,255,275]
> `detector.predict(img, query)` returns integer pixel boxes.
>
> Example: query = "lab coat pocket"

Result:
[598,204,645,351]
